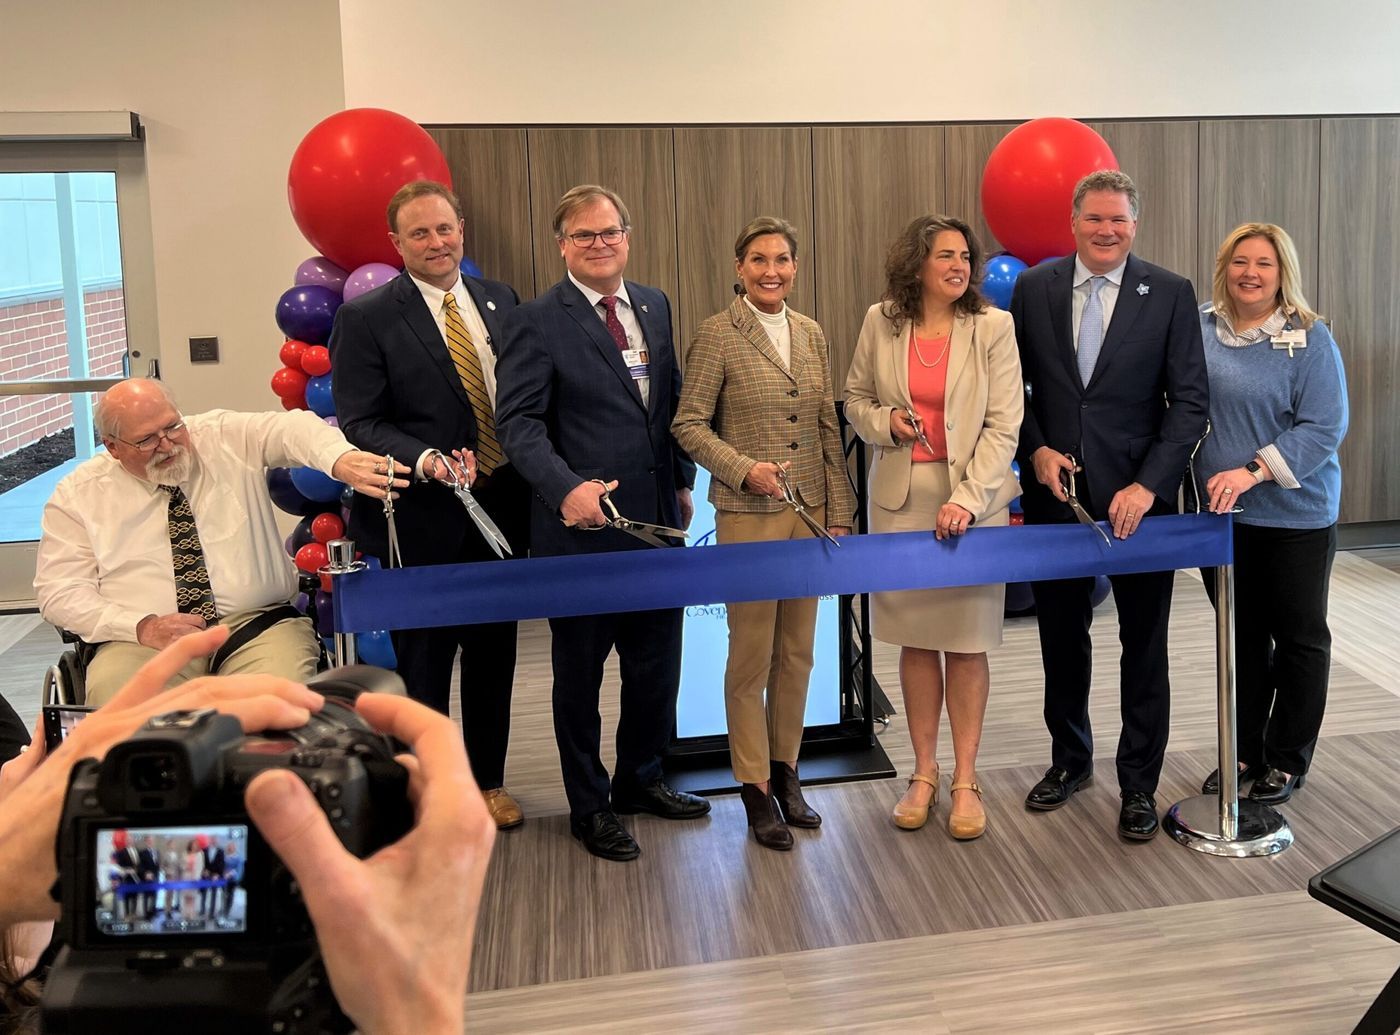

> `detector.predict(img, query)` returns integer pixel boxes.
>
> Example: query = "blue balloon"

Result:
[305,373,335,417]
[315,590,336,632]
[460,255,483,278]
[275,284,341,345]
[361,554,382,570]
[356,629,397,668]
[982,254,1029,310]
[1090,575,1112,608]
[267,467,316,516]
[1009,493,1023,515]
[290,465,344,503]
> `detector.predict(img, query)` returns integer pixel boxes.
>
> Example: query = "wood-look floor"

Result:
[4,547,1400,1032]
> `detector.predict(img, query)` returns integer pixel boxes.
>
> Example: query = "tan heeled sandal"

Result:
[892,767,940,830]
[948,779,986,840]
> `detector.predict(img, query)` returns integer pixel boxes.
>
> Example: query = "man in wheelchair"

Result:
[33,378,408,706]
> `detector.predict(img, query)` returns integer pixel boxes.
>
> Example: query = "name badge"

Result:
[622,347,650,380]
[1271,328,1307,357]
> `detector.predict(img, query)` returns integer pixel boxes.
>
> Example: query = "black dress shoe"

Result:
[770,761,821,828]
[1201,763,1267,796]
[570,810,641,861]
[612,779,712,820]
[1248,767,1306,805]
[1025,766,1093,811]
[740,783,793,851]
[1118,791,1159,841]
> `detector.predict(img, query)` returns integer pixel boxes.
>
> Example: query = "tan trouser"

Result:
[715,504,826,784]
[85,606,319,707]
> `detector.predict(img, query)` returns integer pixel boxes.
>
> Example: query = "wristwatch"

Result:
[1245,459,1265,483]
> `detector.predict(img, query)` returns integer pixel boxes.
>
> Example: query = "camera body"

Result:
[41,666,412,1035]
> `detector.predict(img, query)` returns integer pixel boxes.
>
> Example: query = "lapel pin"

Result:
[1136,283,1149,296]
[641,304,649,313]
[486,300,497,311]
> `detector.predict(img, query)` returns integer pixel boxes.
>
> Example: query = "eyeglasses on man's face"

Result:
[562,227,628,248]
[116,418,187,452]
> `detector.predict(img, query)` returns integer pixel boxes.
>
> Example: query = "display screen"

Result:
[43,704,93,752]
[94,825,250,937]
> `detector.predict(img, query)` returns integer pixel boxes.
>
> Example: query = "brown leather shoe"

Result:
[770,761,821,828]
[483,788,524,829]
[740,783,793,851]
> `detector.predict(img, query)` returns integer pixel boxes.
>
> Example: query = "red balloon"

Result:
[310,512,344,543]
[196,833,210,850]
[320,571,335,594]
[980,118,1118,265]
[281,395,307,411]
[287,108,452,272]
[295,541,329,574]
[280,338,310,368]
[300,344,332,377]
[111,829,128,850]
[271,365,309,400]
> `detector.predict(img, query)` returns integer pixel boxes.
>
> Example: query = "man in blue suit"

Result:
[496,184,709,861]
[1011,170,1209,841]
[330,180,528,830]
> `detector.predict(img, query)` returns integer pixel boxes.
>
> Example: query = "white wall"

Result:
[341,0,1400,124]
[0,1,346,415]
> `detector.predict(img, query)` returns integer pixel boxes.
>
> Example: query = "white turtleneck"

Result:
[744,296,791,370]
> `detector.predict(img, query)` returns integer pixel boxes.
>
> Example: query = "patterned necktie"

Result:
[599,296,630,351]
[161,485,217,622]
[1077,275,1107,388]
[443,292,503,475]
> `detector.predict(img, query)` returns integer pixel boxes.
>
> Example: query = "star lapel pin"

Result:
[1136,283,1150,296]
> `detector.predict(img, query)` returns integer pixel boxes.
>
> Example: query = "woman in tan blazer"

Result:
[844,214,1023,841]
[673,216,856,852]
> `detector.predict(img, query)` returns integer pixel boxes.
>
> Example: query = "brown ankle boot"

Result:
[740,783,793,851]
[770,761,821,828]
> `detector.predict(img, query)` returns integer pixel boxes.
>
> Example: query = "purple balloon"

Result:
[294,255,349,294]
[289,515,318,553]
[323,415,339,429]
[275,285,341,345]
[267,467,317,516]
[292,592,309,614]
[315,590,336,631]
[342,263,400,303]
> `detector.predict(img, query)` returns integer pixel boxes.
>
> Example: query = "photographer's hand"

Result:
[0,627,324,927]
[246,694,495,1035]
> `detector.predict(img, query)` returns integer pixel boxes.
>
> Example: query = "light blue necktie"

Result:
[1077,275,1107,388]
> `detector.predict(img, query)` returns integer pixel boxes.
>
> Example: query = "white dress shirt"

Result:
[35,409,354,644]
[743,296,792,370]
[1071,256,1127,349]
[568,271,650,406]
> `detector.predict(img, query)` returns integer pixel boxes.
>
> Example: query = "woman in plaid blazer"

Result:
[673,216,855,852]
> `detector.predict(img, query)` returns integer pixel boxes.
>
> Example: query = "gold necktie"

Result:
[443,292,503,475]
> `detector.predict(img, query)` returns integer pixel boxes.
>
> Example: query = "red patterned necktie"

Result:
[599,295,629,351]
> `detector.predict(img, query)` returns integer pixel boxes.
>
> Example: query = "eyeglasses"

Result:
[116,419,186,452]
[562,227,628,248]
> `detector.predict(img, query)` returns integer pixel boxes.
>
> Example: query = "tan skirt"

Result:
[870,462,1008,653]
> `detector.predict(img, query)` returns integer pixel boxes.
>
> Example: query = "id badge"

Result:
[1271,328,1307,356]
[622,347,650,380]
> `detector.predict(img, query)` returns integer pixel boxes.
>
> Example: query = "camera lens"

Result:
[129,753,179,792]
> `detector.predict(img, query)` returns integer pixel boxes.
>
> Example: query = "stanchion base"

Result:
[1164,795,1293,857]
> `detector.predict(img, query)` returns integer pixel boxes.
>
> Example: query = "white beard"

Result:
[143,446,194,486]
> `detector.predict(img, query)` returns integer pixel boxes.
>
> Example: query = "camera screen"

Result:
[93,825,250,937]
[43,704,93,752]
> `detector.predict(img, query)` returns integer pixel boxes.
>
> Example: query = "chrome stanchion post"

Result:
[322,538,366,668]
[1165,516,1292,857]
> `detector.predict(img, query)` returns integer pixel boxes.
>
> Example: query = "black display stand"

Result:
[666,403,897,795]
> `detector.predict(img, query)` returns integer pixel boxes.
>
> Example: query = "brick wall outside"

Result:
[0,287,126,458]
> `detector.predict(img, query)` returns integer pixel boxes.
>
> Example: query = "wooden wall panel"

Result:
[1088,121,1198,283]
[943,123,1015,255]
[427,127,535,299]
[1319,118,1400,523]
[812,125,945,390]
[525,128,678,330]
[1198,119,1320,301]
[672,127,814,355]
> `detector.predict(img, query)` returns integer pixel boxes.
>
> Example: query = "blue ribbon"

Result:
[333,513,1230,633]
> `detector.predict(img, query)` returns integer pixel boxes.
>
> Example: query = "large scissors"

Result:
[901,400,936,455]
[777,467,841,548]
[585,479,689,547]
[427,449,513,558]
[1059,455,1113,549]
[382,455,403,568]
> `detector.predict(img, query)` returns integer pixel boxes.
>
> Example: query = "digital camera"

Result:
[41,665,413,1035]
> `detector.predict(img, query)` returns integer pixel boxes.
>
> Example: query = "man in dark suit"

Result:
[330,180,528,830]
[136,835,160,919]
[1011,170,1209,841]
[200,840,225,918]
[496,184,709,861]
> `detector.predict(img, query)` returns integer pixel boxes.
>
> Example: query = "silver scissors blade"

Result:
[902,400,936,455]
[592,481,688,548]
[1060,457,1112,549]
[454,484,513,558]
[777,468,840,547]
[382,454,403,568]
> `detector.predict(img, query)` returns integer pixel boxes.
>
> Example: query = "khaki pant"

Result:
[715,504,826,784]
[85,606,319,707]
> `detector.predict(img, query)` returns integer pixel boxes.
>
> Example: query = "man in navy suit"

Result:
[496,184,709,861]
[1011,170,1209,841]
[330,180,528,830]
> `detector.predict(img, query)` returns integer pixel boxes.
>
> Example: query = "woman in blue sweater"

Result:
[1197,223,1349,804]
